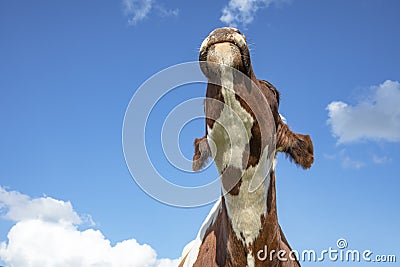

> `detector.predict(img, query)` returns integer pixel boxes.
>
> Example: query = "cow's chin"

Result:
[201,42,246,79]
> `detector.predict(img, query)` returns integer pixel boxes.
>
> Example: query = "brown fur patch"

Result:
[221,165,243,195]
[192,136,211,171]
[205,83,225,130]
[276,120,314,169]
[193,197,248,267]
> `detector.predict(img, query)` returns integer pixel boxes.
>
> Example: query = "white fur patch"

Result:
[247,251,255,267]
[223,145,272,247]
[272,157,277,172]
[279,113,287,124]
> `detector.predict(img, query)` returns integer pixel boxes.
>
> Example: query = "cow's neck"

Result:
[207,67,281,266]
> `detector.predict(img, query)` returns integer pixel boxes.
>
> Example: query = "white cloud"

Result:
[0,187,81,225]
[0,187,180,267]
[122,0,178,25]
[220,0,291,27]
[327,80,400,144]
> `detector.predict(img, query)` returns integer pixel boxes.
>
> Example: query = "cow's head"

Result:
[199,27,252,78]
[194,27,313,179]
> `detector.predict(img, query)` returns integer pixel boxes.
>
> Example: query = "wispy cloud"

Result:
[371,154,391,165]
[122,0,178,25]
[154,5,179,18]
[220,0,291,27]
[327,80,400,144]
[341,155,365,169]
[324,149,365,170]
[123,0,152,25]
[0,187,180,267]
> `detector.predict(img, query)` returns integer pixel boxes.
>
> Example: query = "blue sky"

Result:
[1,0,399,266]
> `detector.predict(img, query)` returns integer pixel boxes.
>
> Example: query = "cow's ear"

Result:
[192,136,211,171]
[276,116,314,169]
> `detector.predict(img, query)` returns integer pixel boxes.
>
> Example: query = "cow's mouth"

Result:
[199,27,252,77]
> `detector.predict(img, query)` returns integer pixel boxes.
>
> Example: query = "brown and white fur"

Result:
[179,27,314,267]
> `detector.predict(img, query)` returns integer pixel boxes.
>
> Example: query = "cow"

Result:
[179,27,314,267]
